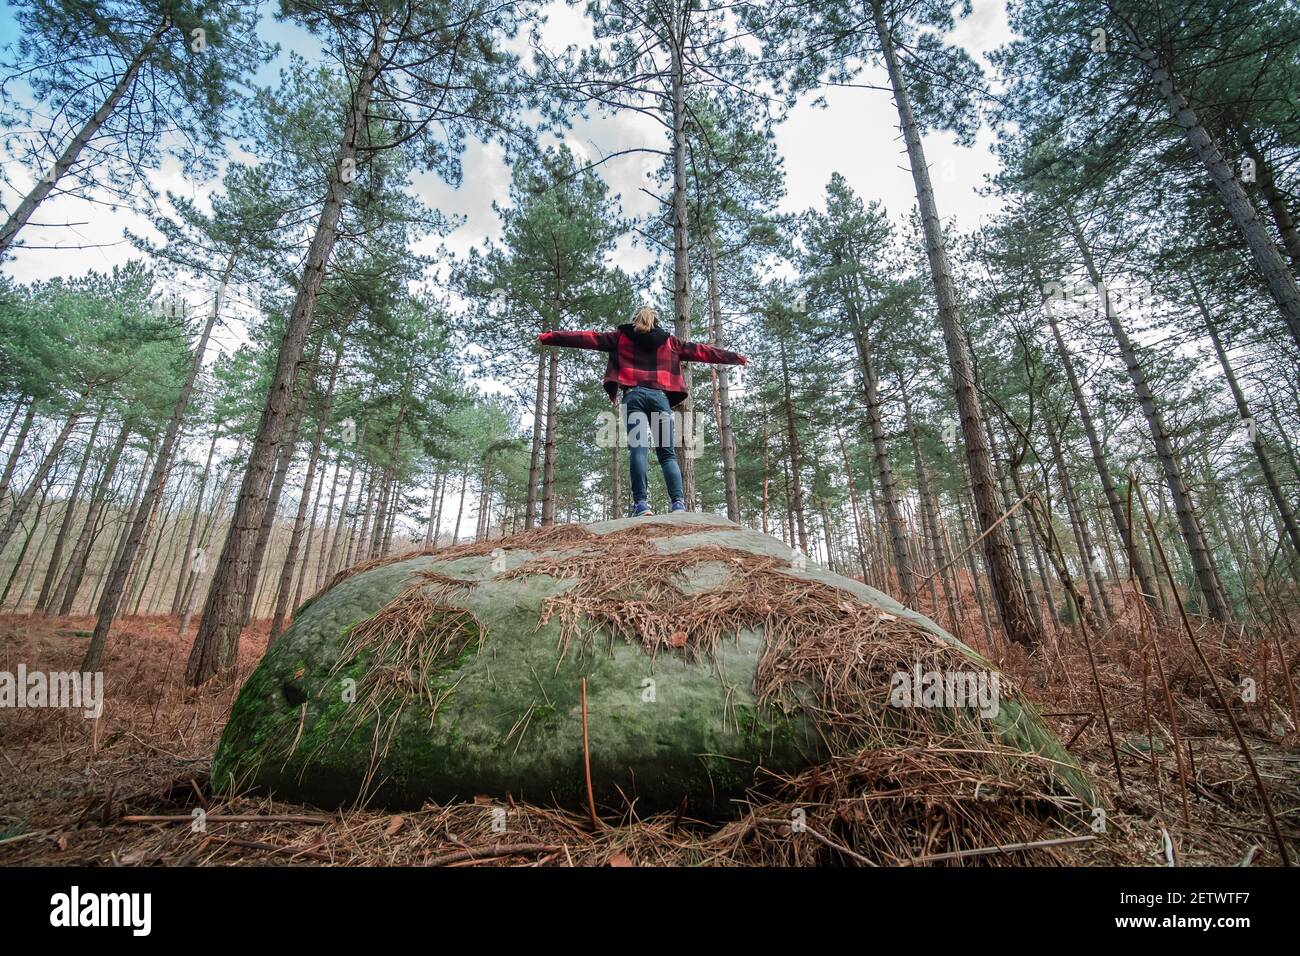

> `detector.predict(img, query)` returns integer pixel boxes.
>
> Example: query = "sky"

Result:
[0,0,1017,536]
[0,0,1014,303]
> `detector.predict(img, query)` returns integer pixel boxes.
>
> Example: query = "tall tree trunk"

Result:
[1240,131,1300,270]
[94,449,156,614]
[834,426,871,584]
[525,351,545,529]
[1113,14,1300,349]
[1193,281,1300,558]
[1041,289,1161,609]
[326,419,366,581]
[372,372,410,559]
[0,399,26,461]
[476,459,492,541]
[269,341,342,643]
[370,478,391,558]
[380,489,397,553]
[872,0,1040,645]
[899,376,958,629]
[35,408,102,612]
[170,428,219,615]
[429,468,445,547]
[986,418,1046,635]
[148,492,188,613]
[424,464,441,547]
[1266,401,1300,487]
[242,380,309,625]
[541,351,559,525]
[849,318,915,604]
[352,462,375,568]
[14,495,60,610]
[1,468,58,607]
[1047,418,1112,625]
[382,480,399,551]
[0,397,86,557]
[670,35,695,506]
[315,452,342,577]
[0,19,171,256]
[292,448,330,614]
[453,470,468,542]
[368,466,390,558]
[130,482,180,615]
[819,501,837,571]
[432,463,448,547]
[184,15,393,686]
[864,470,887,591]
[1022,488,1103,636]
[1024,485,1061,626]
[120,454,173,613]
[778,340,808,553]
[54,422,130,615]
[1065,208,1231,622]
[957,493,996,646]
[0,401,35,505]
[781,455,795,548]
[935,512,968,642]
[1092,496,1123,584]
[706,237,739,521]
[83,270,223,670]
[178,446,242,635]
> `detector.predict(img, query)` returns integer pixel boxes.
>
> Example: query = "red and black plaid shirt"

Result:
[538,323,746,407]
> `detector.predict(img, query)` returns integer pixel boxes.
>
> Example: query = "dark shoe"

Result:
[670,499,686,513]
[633,501,654,517]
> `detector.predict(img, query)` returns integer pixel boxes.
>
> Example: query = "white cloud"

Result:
[2,2,1013,303]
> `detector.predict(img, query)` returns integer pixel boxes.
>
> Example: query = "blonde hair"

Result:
[631,305,658,333]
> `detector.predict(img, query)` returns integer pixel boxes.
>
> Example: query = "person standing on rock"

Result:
[538,304,747,516]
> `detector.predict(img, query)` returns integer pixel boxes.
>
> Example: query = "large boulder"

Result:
[214,513,1091,814]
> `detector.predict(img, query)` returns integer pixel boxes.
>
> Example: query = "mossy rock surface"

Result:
[213,512,1092,813]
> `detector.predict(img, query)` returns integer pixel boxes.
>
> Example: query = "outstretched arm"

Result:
[673,338,748,365]
[538,330,617,351]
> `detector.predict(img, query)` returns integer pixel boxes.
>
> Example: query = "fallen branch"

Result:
[906,834,1095,865]
[425,842,559,867]
[120,814,332,825]
[216,837,332,862]
[756,817,877,867]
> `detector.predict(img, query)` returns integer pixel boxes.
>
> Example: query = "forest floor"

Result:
[0,598,1297,866]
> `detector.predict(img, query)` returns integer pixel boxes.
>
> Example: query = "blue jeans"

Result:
[621,385,683,504]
